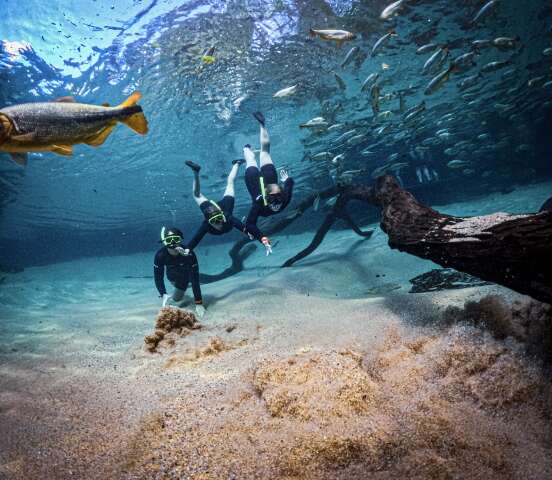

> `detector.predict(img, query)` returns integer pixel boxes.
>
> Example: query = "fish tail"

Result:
[118,91,142,108]
[117,92,148,135]
[309,28,317,37]
[122,110,148,135]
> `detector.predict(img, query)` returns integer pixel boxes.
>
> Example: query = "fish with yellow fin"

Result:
[0,92,148,166]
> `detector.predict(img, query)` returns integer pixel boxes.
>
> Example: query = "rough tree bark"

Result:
[352,175,552,304]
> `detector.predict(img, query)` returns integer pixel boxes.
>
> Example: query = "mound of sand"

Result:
[252,349,378,421]
[443,295,552,361]
[164,337,249,369]
[144,307,199,352]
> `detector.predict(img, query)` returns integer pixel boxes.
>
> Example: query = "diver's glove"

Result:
[161,293,170,307]
[280,169,289,182]
[174,246,190,256]
[261,236,273,256]
[195,303,206,319]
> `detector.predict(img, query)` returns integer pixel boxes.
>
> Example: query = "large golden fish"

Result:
[0,92,148,166]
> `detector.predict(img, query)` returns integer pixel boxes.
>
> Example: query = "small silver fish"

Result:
[341,46,360,68]
[333,129,357,144]
[423,47,448,75]
[447,159,472,169]
[299,117,328,129]
[416,43,437,55]
[471,0,499,25]
[452,52,477,70]
[472,39,493,50]
[273,85,299,98]
[481,60,510,73]
[380,0,405,20]
[333,72,347,90]
[492,36,520,51]
[371,30,397,57]
[312,151,332,161]
[347,134,366,146]
[458,73,483,91]
[360,73,380,92]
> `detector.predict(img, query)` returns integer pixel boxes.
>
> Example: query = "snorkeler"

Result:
[184,159,249,249]
[243,111,294,255]
[153,226,205,318]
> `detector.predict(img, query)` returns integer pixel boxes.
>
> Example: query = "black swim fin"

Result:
[185,160,201,172]
[252,111,265,126]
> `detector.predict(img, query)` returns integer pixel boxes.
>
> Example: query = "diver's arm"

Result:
[189,254,203,304]
[153,254,167,296]
[245,206,265,242]
[230,216,248,235]
[186,222,209,251]
[282,176,294,203]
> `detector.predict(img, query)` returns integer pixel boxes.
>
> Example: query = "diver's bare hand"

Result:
[280,169,289,182]
[195,304,206,318]
[174,246,190,256]
[261,236,273,256]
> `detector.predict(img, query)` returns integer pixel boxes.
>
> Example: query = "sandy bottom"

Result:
[0,181,551,479]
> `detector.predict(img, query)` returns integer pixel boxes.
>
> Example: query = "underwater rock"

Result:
[144,307,199,353]
[409,268,492,293]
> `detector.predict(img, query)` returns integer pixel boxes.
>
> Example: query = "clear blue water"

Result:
[1,0,551,266]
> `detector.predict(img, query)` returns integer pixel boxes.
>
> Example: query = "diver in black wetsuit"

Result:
[184,159,250,249]
[243,111,294,255]
[153,226,205,317]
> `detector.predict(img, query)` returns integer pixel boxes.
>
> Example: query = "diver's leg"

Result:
[253,111,274,168]
[186,160,207,205]
[223,162,241,197]
[172,287,185,302]
[243,144,257,169]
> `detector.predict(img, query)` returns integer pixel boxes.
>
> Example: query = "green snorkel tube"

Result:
[259,176,268,207]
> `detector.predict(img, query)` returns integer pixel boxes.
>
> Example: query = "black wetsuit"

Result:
[153,247,202,303]
[187,196,246,250]
[244,164,294,239]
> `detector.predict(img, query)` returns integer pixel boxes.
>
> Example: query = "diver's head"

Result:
[160,226,183,249]
[0,113,12,144]
[266,184,284,212]
[204,202,226,231]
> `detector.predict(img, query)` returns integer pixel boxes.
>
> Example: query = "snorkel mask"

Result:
[205,201,226,228]
[266,185,284,212]
[160,226,183,248]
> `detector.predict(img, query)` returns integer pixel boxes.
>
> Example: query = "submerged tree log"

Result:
[364,175,552,304]
[202,174,552,304]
